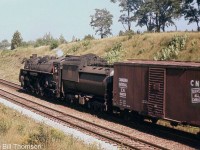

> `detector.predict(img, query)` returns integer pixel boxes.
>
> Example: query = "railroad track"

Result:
[0,80,167,150]
[0,79,21,90]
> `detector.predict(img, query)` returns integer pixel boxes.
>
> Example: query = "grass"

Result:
[0,103,101,150]
[157,120,200,134]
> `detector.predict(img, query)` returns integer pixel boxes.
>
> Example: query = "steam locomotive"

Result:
[19,54,200,127]
[20,54,114,111]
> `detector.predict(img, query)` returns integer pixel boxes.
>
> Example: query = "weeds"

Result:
[1,107,7,114]
[24,124,65,149]
[82,40,90,48]
[143,36,149,41]
[17,124,25,135]
[69,45,80,53]
[137,49,146,55]
[50,128,65,142]
[0,118,12,135]
[0,103,100,150]
[189,40,198,53]
[25,125,51,146]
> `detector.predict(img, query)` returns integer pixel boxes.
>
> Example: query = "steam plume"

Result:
[55,48,64,57]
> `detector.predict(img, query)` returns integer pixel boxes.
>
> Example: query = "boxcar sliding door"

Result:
[148,68,166,118]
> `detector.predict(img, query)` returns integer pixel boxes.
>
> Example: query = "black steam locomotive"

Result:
[19,54,200,128]
[19,54,114,112]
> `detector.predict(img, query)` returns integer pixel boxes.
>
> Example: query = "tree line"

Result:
[90,0,200,38]
[0,31,95,50]
[0,31,69,50]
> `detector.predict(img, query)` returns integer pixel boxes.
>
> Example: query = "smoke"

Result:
[55,48,64,57]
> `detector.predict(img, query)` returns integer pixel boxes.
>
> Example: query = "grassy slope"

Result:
[1,32,200,83]
[60,32,200,60]
[0,32,199,82]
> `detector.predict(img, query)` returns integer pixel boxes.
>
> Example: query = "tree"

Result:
[59,34,67,44]
[111,0,141,31]
[0,39,10,50]
[182,0,200,31]
[11,31,23,50]
[42,32,54,45]
[135,1,155,32]
[50,40,59,49]
[135,0,181,32]
[34,32,59,47]
[83,34,95,40]
[90,9,113,38]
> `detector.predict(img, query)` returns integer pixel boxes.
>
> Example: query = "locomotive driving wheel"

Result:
[35,89,40,95]
[35,81,41,95]
[40,88,44,97]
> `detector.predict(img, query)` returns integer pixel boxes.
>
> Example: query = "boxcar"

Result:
[113,60,200,127]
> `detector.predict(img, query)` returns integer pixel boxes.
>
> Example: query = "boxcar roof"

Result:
[115,60,200,68]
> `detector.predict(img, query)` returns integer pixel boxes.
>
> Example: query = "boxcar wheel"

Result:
[170,122,178,127]
[122,110,131,122]
[197,132,200,137]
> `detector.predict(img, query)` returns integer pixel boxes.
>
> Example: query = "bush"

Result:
[83,34,95,40]
[21,41,35,47]
[50,40,59,50]
[154,34,188,60]
[104,42,124,64]
[69,45,80,53]
[34,32,58,48]
[25,125,50,146]
[24,125,65,148]
[119,30,134,40]
[34,38,45,47]
[51,129,65,142]
[81,40,90,49]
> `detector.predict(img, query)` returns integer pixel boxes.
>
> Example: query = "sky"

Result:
[0,0,197,42]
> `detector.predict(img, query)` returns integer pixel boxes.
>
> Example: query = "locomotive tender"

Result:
[19,54,200,127]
